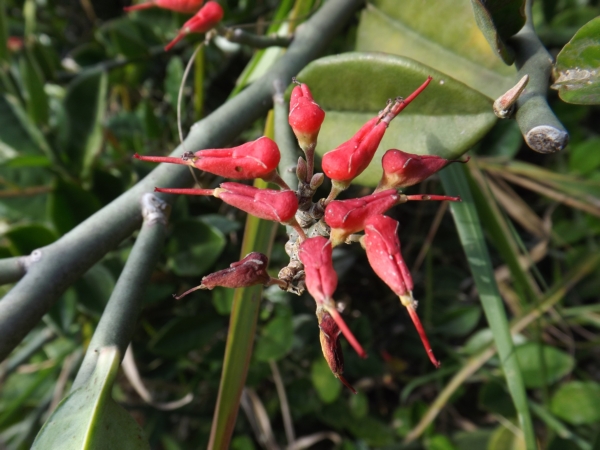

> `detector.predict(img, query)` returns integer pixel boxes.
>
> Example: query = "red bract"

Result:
[298,237,337,306]
[377,149,467,191]
[299,237,367,358]
[174,252,271,299]
[288,82,325,151]
[164,1,223,51]
[363,215,440,368]
[318,309,356,393]
[321,77,432,194]
[155,182,299,224]
[134,136,281,181]
[324,189,400,247]
[124,0,203,14]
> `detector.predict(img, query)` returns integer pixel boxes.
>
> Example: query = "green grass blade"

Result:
[439,163,536,450]
[208,112,279,450]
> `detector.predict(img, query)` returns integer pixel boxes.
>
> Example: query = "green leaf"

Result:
[96,18,153,59]
[149,316,224,357]
[515,342,574,388]
[20,51,49,125]
[254,310,294,362]
[212,286,235,315]
[165,56,184,110]
[552,16,600,104]
[349,391,369,419]
[48,177,102,235]
[356,0,514,99]
[479,380,517,417]
[297,53,497,187]
[470,0,526,64]
[426,434,460,450]
[487,423,526,450]
[58,69,108,178]
[0,94,53,159]
[3,224,57,256]
[74,263,116,317]
[311,358,342,404]
[32,346,149,449]
[166,218,226,277]
[569,137,600,175]
[434,305,482,337]
[0,4,8,63]
[550,381,600,425]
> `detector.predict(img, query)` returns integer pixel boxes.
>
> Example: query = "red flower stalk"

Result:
[317,308,356,393]
[299,237,367,358]
[134,136,281,182]
[376,149,468,192]
[173,252,271,299]
[289,80,325,180]
[362,215,440,368]
[155,182,299,224]
[164,1,223,51]
[322,77,432,198]
[124,0,203,14]
[324,189,400,247]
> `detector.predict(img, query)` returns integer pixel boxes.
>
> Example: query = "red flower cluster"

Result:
[135,76,464,391]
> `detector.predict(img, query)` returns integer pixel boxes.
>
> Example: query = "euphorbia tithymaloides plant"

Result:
[135,77,464,391]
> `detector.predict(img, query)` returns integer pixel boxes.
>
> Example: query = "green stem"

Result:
[0,256,27,286]
[508,0,568,153]
[0,0,363,363]
[71,194,169,391]
[273,80,300,190]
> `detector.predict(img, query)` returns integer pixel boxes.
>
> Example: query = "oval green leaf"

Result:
[552,16,600,104]
[48,177,102,235]
[33,347,149,449]
[254,311,294,362]
[166,218,226,277]
[297,53,496,187]
[311,357,341,404]
[470,0,526,65]
[550,381,600,425]
[356,0,514,99]
[515,342,574,388]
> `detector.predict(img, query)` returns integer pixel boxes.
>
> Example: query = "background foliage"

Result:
[1,0,600,449]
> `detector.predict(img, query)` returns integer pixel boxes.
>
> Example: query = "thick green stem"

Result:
[217,25,293,49]
[0,0,363,363]
[0,256,27,286]
[71,194,169,391]
[508,0,568,153]
[273,80,300,190]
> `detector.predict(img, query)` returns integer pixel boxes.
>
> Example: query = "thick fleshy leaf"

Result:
[296,53,496,187]
[32,347,149,449]
[356,0,514,99]
[550,381,600,425]
[470,0,526,64]
[57,69,108,178]
[552,16,600,105]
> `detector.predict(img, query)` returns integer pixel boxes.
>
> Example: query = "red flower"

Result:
[324,189,400,247]
[134,136,281,181]
[299,237,367,358]
[155,182,299,224]
[288,81,325,152]
[363,215,440,368]
[321,77,432,194]
[318,309,356,393]
[124,0,203,14]
[164,1,224,51]
[377,149,467,191]
[174,252,271,299]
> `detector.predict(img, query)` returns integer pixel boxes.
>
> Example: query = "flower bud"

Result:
[124,0,203,14]
[317,308,356,393]
[155,182,298,224]
[298,237,337,306]
[299,237,367,358]
[164,1,224,51]
[134,136,281,181]
[296,157,307,182]
[363,214,440,368]
[322,77,432,192]
[288,82,325,151]
[310,172,324,190]
[324,189,400,247]
[174,252,270,299]
[376,149,467,191]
